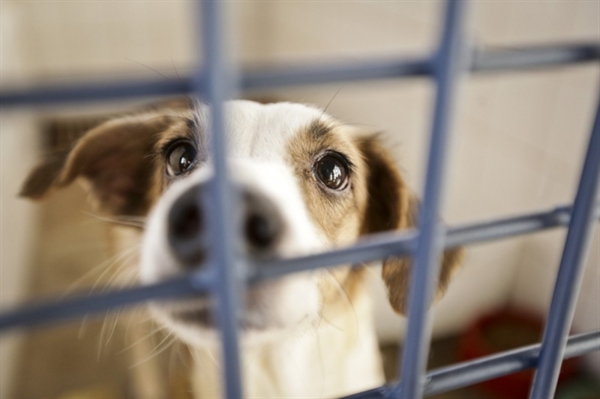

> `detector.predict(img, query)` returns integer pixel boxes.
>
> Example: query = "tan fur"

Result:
[356,136,464,314]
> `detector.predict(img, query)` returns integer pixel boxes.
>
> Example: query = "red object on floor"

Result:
[457,308,579,399]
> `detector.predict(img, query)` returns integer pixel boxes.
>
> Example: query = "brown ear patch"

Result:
[20,150,70,199]
[382,243,464,315]
[357,134,410,236]
[357,135,464,315]
[21,114,179,216]
[58,117,164,215]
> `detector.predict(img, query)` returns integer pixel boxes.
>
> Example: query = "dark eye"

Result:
[314,152,350,191]
[166,142,197,176]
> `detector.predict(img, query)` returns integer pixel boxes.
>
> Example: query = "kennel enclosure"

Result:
[1,1,600,398]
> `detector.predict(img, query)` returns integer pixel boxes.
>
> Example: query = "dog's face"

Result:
[21,99,462,346]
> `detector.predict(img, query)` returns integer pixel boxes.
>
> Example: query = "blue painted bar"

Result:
[428,330,600,397]
[396,1,470,398]
[242,57,431,90]
[1,203,598,334]
[529,101,600,398]
[255,203,596,280]
[0,273,210,332]
[0,77,194,108]
[471,42,599,73]
[339,330,600,399]
[198,1,244,398]
[1,43,598,108]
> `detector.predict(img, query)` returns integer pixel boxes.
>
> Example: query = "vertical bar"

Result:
[395,1,470,398]
[529,100,600,399]
[198,1,244,398]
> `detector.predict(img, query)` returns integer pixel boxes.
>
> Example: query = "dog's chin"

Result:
[149,301,316,348]
[172,307,290,331]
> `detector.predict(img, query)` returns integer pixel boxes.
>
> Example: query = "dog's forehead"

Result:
[222,100,328,161]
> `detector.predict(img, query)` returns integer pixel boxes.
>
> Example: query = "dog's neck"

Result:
[189,286,384,399]
[112,227,385,398]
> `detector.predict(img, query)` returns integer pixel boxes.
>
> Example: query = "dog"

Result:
[21,98,463,398]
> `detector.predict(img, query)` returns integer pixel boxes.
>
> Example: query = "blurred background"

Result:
[1,1,599,398]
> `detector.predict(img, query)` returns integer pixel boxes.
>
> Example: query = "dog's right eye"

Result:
[166,142,197,176]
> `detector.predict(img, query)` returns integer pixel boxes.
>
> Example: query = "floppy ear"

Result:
[357,135,464,315]
[20,115,171,216]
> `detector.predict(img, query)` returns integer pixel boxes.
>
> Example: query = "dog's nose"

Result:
[168,186,205,266]
[242,188,283,254]
[168,184,283,267]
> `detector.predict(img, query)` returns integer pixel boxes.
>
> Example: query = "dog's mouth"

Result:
[174,308,213,327]
[172,307,274,331]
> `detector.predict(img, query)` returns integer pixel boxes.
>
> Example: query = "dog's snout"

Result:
[168,183,284,267]
[168,186,205,266]
[243,189,283,253]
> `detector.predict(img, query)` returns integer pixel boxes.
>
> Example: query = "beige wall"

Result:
[1,1,598,392]
[0,3,40,397]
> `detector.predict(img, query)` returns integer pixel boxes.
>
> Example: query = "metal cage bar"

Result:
[397,2,470,397]
[198,1,244,397]
[1,203,599,332]
[529,101,600,398]
[340,330,600,399]
[0,1,599,398]
[1,44,598,108]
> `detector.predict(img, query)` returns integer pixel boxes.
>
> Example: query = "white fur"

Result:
[138,100,384,398]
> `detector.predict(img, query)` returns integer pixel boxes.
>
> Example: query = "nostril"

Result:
[168,187,205,266]
[246,213,277,249]
[243,189,283,254]
[172,203,201,241]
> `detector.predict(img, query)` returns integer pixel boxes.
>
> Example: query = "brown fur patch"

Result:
[21,111,194,217]
[285,121,371,308]
[356,135,464,315]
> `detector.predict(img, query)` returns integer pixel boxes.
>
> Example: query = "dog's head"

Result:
[21,99,462,345]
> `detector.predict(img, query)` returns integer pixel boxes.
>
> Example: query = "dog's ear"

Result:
[357,135,464,315]
[20,115,170,216]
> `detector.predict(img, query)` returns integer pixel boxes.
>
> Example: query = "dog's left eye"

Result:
[167,142,197,176]
[314,152,350,191]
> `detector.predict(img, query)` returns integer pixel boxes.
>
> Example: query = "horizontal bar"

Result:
[426,330,600,396]
[1,43,597,108]
[340,330,600,399]
[1,203,596,334]
[252,203,595,280]
[0,78,194,108]
[241,57,431,90]
[472,43,600,73]
[0,271,212,332]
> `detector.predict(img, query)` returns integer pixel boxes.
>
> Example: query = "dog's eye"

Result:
[314,153,349,191]
[166,142,197,176]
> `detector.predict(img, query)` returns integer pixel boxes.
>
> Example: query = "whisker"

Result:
[325,269,359,335]
[125,57,173,82]
[77,315,89,340]
[101,259,138,294]
[89,246,140,295]
[97,311,110,361]
[124,308,152,343]
[119,324,166,355]
[61,245,138,298]
[176,342,191,370]
[128,332,176,369]
[103,309,122,348]
[103,268,139,347]
[82,211,146,228]
[319,82,349,122]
